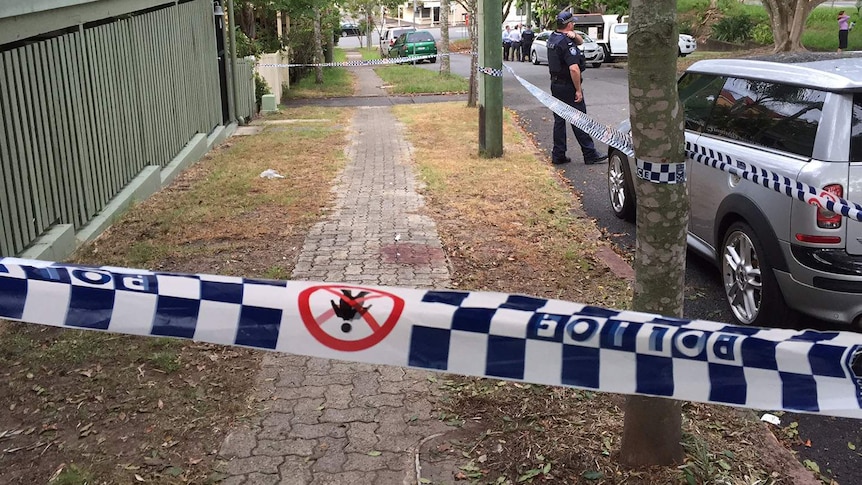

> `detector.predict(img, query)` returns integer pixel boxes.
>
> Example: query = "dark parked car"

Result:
[340,22,361,37]
[388,30,437,63]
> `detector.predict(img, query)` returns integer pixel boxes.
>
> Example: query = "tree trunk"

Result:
[313,7,324,84]
[763,0,827,52]
[618,0,686,467]
[240,1,256,39]
[441,0,451,75]
[367,14,374,50]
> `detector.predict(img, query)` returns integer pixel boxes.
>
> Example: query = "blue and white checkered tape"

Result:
[2,257,862,419]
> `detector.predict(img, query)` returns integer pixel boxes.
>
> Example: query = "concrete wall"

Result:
[256,51,291,105]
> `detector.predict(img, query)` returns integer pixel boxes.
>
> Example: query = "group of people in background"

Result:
[502,24,535,62]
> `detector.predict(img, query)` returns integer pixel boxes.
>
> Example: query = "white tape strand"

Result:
[503,65,636,158]
[686,142,862,222]
[2,258,862,419]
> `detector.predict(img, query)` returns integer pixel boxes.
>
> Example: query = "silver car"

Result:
[530,30,603,68]
[606,53,862,328]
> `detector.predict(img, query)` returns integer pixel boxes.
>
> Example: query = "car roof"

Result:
[687,53,862,92]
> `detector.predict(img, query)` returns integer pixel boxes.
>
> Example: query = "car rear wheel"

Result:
[430,56,437,63]
[721,222,796,327]
[607,150,635,221]
[531,50,539,65]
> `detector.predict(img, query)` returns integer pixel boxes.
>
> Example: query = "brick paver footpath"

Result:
[216,103,453,484]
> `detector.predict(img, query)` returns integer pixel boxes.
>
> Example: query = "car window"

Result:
[677,72,725,133]
[852,92,862,162]
[614,24,628,34]
[408,32,434,43]
[576,31,595,43]
[536,32,549,41]
[704,78,825,158]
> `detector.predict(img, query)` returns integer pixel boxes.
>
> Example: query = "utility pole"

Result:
[478,0,502,157]
[526,1,531,29]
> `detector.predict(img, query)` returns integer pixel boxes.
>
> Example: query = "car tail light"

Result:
[817,184,843,229]
[795,233,842,244]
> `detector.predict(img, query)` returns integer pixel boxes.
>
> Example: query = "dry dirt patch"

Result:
[0,106,351,484]
[392,102,804,485]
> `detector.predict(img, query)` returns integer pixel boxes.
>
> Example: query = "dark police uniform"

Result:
[547,29,604,164]
[521,27,534,62]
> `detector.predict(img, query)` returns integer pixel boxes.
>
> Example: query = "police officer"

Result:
[521,25,535,62]
[547,11,607,165]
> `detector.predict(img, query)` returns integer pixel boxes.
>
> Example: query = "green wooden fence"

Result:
[0,0,251,257]
[235,58,257,120]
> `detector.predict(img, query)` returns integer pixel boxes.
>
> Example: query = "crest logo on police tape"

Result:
[298,284,404,352]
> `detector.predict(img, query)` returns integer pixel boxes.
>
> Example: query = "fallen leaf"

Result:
[805,439,812,447]
[135,474,145,482]
[849,442,857,450]
[455,471,467,480]
[188,457,203,465]
[419,479,432,484]
[157,400,164,410]
[367,451,382,456]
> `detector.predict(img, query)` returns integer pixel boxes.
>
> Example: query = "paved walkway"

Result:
[217,67,453,484]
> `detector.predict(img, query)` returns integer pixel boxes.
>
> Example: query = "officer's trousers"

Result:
[550,81,601,163]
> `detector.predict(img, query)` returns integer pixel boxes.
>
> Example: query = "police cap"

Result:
[555,11,576,28]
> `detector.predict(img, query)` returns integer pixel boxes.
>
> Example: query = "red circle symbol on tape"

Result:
[298,285,405,352]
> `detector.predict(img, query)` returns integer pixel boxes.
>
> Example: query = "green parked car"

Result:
[388,30,437,63]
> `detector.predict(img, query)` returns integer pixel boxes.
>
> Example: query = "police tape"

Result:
[2,257,862,419]
[477,66,504,77]
[687,142,862,222]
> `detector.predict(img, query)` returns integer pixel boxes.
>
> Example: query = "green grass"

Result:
[148,350,181,373]
[678,2,862,51]
[803,7,862,51]
[358,47,381,60]
[374,65,468,94]
[51,464,94,485]
[284,48,352,99]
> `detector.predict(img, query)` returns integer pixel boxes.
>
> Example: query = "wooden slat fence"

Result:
[235,58,256,120]
[0,0,250,257]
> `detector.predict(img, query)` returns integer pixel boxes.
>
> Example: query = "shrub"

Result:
[254,72,271,112]
[711,14,755,43]
[751,23,774,45]
[677,0,710,13]
[235,28,260,58]
[678,19,695,36]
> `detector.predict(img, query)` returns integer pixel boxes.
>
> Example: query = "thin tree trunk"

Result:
[441,0,451,75]
[467,1,478,107]
[763,0,827,52]
[240,2,256,39]
[313,7,324,84]
[367,13,374,50]
[618,0,686,467]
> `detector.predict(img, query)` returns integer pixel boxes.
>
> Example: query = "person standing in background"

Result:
[546,11,607,165]
[502,25,512,61]
[509,24,523,62]
[838,10,851,52]
[521,24,535,62]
